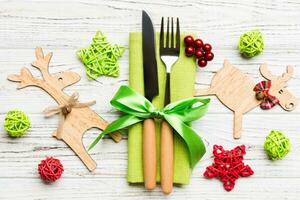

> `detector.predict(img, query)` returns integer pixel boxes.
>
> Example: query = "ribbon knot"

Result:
[89,85,210,168]
[43,92,96,139]
[151,110,165,119]
[253,80,279,110]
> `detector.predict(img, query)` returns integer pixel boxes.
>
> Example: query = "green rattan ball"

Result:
[264,130,290,160]
[4,110,30,138]
[238,30,264,58]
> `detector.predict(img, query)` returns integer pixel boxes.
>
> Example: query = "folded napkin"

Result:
[128,32,196,184]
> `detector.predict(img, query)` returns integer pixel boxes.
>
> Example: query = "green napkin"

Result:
[128,32,196,184]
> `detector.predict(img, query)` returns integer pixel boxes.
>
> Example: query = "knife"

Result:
[142,10,159,190]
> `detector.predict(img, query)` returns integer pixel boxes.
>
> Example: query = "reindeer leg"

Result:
[61,130,97,171]
[194,88,215,96]
[233,111,243,139]
[52,118,97,171]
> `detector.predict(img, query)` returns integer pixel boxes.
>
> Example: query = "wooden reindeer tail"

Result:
[109,132,123,143]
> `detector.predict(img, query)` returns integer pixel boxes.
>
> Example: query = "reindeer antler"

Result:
[31,47,53,80]
[7,47,52,89]
[8,48,80,97]
[260,63,294,82]
[281,65,294,82]
[7,67,43,89]
[259,64,275,80]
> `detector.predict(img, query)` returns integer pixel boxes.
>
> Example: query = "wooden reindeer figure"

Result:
[195,60,297,139]
[7,47,122,171]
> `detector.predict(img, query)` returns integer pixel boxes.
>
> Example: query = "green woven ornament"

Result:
[4,110,30,137]
[238,30,264,58]
[264,130,290,160]
[77,31,126,80]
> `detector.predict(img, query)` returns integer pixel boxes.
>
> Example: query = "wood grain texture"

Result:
[1,0,300,199]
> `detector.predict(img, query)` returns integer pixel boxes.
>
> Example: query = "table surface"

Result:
[1,0,300,199]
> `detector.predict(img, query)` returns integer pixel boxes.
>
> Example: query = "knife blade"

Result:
[142,10,158,101]
[142,10,158,190]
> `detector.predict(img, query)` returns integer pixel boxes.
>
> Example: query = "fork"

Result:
[159,17,180,194]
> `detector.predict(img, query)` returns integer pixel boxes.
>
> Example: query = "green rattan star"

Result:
[77,31,125,80]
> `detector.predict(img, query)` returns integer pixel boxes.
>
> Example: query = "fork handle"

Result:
[161,120,173,194]
[161,72,173,194]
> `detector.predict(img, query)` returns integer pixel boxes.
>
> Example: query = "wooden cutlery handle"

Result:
[143,118,157,190]
[160,120,173,194]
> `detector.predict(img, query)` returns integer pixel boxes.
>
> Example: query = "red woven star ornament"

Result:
[203,145,254,191]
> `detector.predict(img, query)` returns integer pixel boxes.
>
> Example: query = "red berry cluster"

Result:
[203,145,254,191]
[184,35,214,67]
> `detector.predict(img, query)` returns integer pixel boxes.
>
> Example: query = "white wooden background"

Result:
[1,0,300,199]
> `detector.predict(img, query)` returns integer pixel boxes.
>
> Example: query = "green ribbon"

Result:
[89,85,210,168]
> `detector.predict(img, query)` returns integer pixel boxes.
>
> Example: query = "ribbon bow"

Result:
[43,92,96,139]
[89,85,210,168]
[253,80,279,109]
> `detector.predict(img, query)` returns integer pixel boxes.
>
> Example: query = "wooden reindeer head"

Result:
[260,64,297,111]
[8,48,81,104]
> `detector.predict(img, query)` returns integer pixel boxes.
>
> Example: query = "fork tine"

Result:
[176,18,180,50]
[160,17,164,49]
[166,17,169,48]
[171,18,174,48]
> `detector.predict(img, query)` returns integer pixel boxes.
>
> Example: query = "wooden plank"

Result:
[0,1,299,49]
[1,177,300,199]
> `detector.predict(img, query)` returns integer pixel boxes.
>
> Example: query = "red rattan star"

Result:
[204,145,254,191]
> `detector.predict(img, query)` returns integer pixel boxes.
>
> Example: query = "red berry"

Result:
[194,49,204,58]
[185,46,195,56]
[205,52,214,61]
[184,35,194,46]
[198,59,207,67]
[203,43,212,52]
[193,39,203,48]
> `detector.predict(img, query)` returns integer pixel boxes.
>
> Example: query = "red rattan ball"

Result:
[38,157,64,182]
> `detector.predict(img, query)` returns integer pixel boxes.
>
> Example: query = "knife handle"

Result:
[160,120,173,194]
[143,118,157,190]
